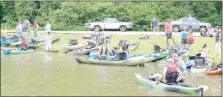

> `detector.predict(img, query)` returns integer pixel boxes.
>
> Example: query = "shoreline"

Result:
[1,30,201,36]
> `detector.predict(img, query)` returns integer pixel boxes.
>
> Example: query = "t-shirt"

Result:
[152,19,158,27]
[45,23,51,33]
[165,22,172,33]
[34,23,39,30]
[181,31,188,40]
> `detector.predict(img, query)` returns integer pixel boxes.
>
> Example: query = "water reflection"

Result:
[42,52,52,95]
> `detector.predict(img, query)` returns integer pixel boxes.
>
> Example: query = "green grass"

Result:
[1,32,221,66]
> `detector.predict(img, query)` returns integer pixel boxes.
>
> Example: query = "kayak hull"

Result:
[73,46,98,55]
[134,73,202,94]
[75,57,145,66]
[3,49,35,55]
[63,41,88,50]
[206,69,222,75]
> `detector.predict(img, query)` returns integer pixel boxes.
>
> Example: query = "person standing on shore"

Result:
[16,21,23,39]
[214,26,222,58]
[45,21,51,35]
[151,17,159,37]
[45,32,52,52]
[165,19,175,48]
[33,21,39,37]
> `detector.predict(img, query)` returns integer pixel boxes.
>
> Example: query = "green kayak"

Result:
[3,49,35,55]
[129,52,168,63]
[75,57,145,66]
[134,73,207,94]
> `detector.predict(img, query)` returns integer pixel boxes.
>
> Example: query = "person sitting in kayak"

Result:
[123,40,129,54]
[171,53,187,83]
[18,36,28,50]
[181,27,188,48]
[163,58,181,85]
[119,40,128,60]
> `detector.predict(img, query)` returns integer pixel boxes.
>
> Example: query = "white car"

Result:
[86,18,133,32]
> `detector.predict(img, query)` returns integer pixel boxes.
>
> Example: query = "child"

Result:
[181,27,188,48]
[188,29,194,49]
[19,36,28,50]
[45,32,52,52]
[215,26,221,58]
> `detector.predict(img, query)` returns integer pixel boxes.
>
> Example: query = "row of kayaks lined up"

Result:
[1,35,61,55]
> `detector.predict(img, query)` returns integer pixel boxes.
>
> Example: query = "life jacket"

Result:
[21,38,27,49]
[165,64,179,84]
[182,31,188,40]
[119,45,124,53]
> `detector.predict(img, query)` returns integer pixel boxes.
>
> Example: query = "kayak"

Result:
[168,44,192,59]
[83,34,112,40]
[1,35,19,46]
[139,34,151,40]
[189,48,213,73]
[134,73,208,94]
[3,49,35,55]
[206,68,222,75]
[63,41,89,50]
[75,57,145,66]
[10,37,60,47]
[1,47,17,50]
[52,37,61,44]
[73,46,98,55]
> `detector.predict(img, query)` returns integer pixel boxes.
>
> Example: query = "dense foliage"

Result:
[1,1,222,31]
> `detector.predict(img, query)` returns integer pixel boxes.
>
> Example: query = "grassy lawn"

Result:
[1,32,221,66]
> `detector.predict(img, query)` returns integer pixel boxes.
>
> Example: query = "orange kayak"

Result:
[206,68,222,75]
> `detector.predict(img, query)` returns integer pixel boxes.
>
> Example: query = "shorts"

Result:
[166,33,172,39]
[181,40,188,44]
[153,26,159,32]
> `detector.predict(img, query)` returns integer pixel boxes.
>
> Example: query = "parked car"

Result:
[160,17,211,32]
[86,18,133,32]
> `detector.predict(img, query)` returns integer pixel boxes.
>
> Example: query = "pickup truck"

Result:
[159,17,211,32]
[86,18,133,32]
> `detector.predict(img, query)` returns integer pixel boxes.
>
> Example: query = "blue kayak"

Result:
[1,35,19,46]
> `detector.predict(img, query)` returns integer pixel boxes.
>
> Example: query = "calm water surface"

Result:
[1,52,221,96]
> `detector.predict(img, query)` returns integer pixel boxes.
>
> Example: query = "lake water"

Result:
[1,52,221,96]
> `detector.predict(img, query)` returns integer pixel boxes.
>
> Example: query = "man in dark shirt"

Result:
[151,17,159,37]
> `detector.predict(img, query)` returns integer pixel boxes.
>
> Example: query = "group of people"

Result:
[97,38,129,60]
[152,17,222,58]
[16,20,53,52]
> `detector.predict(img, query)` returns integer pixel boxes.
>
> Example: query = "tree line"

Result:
[1,1,222,31]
